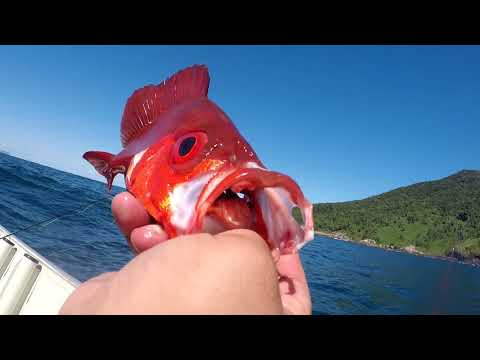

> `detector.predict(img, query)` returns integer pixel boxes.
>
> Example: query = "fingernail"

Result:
[132,224,168,254]
[144,224,163,236]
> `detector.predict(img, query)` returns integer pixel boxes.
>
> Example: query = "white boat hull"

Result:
[0,225,79,315]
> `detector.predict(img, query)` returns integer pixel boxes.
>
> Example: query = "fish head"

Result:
[127,98,313,254]
[84,65,314,254]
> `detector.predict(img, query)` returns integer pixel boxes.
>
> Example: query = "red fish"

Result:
[83,65,314,254]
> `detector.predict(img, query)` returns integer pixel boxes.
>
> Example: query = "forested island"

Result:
[309,170,480,264]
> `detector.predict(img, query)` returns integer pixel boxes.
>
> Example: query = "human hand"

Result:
[111,192,312,315]
[59,192,311,315]
[60,228,284,314]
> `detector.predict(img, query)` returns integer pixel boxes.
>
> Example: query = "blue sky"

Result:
[0,45,479,203]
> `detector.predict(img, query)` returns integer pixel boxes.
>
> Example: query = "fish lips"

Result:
[190,166,314,254]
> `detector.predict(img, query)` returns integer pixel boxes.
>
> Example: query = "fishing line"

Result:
[0,194,115,242]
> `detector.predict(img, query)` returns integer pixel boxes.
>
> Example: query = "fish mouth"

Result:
[191,166,314,254]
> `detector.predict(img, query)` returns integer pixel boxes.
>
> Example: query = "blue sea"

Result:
[1,152,479,315]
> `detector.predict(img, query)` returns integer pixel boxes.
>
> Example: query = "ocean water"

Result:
[1,153,479,315]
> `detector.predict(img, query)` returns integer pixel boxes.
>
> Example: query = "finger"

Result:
[130,224,168,254]
[276,252,307,285]
[129,214,229,254]
[112,192,152,238]
[276,252,312,314]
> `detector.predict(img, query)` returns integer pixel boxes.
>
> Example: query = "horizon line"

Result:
[2,151,476,206]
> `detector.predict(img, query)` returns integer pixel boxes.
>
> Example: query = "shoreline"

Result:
[314,230,480,268]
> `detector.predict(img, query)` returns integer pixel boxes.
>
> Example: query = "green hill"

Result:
[311,170,480,259]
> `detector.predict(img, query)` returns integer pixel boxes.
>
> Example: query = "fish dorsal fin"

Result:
[120,64,210,147]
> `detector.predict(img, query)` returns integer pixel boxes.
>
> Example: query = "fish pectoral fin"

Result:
[83,151,124,191]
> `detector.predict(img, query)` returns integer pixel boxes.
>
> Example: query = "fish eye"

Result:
[179,136,196,157]
[172,132,208,165]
